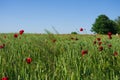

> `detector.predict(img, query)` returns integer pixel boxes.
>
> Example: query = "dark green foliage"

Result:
[91,14,118,34]
[115,16,120,34]
[71,32,78,34]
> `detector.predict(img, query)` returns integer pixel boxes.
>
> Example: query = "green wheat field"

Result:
[0,33,120,80]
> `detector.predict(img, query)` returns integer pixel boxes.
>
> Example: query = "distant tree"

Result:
[115,16,120,34]
[71,31,78,34]
[91,14,118,34]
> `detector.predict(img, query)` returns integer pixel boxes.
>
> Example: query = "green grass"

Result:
[0,33,120,80]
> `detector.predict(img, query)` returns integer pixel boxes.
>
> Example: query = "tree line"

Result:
[91,14,120,34]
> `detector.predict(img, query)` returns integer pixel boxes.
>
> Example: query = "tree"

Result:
[91,14,118,34]
[71,31,78,34]
[115,16,120,33]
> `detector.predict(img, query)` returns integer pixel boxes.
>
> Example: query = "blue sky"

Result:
[0,0,120,34]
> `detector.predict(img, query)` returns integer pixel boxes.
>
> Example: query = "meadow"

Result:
[0,31,120,80]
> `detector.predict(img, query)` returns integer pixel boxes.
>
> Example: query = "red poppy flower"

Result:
[19,30,24,35]
[71,37,74,40]
[0,44,5,49]
[1,77,9,80]
[108,44,112,48]
[97,38,101,41]
[108,35,112,39]
[114,51,118,56]
[81,50,88,56]
[75,38,79,40]
[93,40,96,44]
[52,39,56,43]
[0,45,4,49]
[108,32,112,36]
[99,46,103,51]
[14,33,18,38]
[80,28,83,31]
[4,35,6,38]
[98,42,102,46]
[26,57,32,64]
[3,44,5,46]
